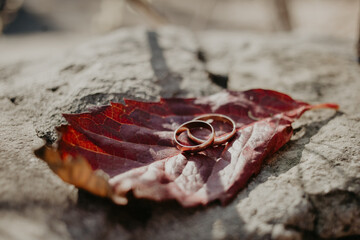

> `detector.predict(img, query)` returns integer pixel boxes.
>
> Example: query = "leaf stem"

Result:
[310,103,339,110]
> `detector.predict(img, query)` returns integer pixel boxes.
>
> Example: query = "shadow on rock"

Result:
[62,190,202,239]
[264,111,343,178]
[146,31,183,97]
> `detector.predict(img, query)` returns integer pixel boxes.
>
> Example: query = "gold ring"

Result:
[188,114,236,145]
[173,120,215,153]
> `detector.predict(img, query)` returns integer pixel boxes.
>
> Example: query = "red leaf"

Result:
[35,89,338,207]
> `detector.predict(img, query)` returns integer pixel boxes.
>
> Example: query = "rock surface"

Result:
[0,27,359,240]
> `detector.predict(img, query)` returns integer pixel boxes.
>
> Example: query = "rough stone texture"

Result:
[200,31,360,113]
[2,27,220,142]
[200,31,360,239]
[1,27,360,240]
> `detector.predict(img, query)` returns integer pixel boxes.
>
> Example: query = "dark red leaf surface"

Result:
[36,89,339,207]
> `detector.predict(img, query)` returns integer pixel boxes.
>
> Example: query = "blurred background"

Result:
[0,0,359,64]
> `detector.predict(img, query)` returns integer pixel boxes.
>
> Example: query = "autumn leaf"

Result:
[35,89,338,207]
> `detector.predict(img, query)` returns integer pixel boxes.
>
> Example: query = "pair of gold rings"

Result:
[173,114,236,153]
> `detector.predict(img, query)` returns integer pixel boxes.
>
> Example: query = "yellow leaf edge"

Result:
[34,145,128,205]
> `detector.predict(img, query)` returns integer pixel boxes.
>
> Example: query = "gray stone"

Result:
[200,31,360,239]
[1,27,220,143]
[0,26,219,240]
[1,27,359,240]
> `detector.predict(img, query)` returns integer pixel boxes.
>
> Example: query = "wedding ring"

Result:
[173,120,215,153]
[188,114,236,145]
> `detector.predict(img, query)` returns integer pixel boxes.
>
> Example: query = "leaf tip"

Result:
[111,195,128,205]
[34,145,46,160]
